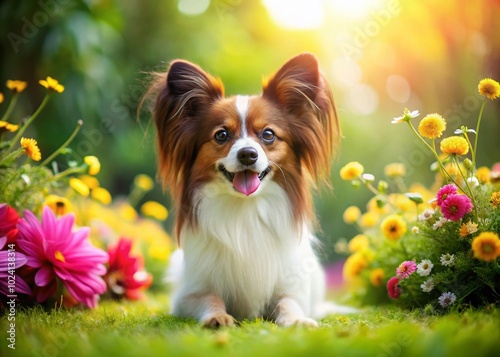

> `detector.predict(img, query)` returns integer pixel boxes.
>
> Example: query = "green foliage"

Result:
[0,163,55,212]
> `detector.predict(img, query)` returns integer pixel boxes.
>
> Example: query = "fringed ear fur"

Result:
[263,53,339,181]
[147,60,225,194]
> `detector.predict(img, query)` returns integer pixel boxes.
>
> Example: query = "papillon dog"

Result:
[147,53,341,327]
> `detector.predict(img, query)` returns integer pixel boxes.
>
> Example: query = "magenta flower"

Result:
[396,260,417,279]
[387,276,401,299]
[436,184,458,207]
[0,236,31,298]
[441,194,473,221]
[16,207,109,308]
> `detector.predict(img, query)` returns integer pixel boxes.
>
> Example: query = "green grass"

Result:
[2,295,500,357]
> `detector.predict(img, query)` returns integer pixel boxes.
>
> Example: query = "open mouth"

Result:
[218,165,271,196]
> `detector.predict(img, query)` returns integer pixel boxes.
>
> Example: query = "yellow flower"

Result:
[69,177,90,197]
[141,201,168,221]
[476,167,490,184]
[45,195,73,216]
[370,268,385,287]
[6,80,27,93]
[0,92,3,103]
[340,162,364,181]
[39,76,64,93]
[348,234,369,253]
[84,155,101,175]
[343,206,361,224]
[440,136,469,156]
[418,113,446,139]
[491,191,500,208]
[342,252,368,280]
[119,203,138,221]
[380,214,407,240]
[478,78,500,100]
[0,121,19,133]
[91,187,112,205]
[79,175,100,189]
[20,137,41,161]
[360,211,379,228]
[134,174,154,191]
[384,163,406,178]
[471,232,500,261]
[459,220,478,237]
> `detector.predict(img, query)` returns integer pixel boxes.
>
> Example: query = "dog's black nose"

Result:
[237,147,258,166]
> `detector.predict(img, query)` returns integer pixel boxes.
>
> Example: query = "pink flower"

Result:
[436,184,458,207]
[441,194,473,221]
[0,236,31,298]
[387,276,401,299]
[396,260,417,279]
[104,238,152,300]
[16,207,109,308]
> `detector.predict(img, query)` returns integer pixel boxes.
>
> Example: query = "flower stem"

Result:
[407,121,448,181]
[41,120,83,166]
[51,165,86,181]
[8,94,52,151]
[472,98,486,169]
[1,93,19,122]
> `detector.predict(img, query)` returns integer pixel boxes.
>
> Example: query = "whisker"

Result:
[269,160,288,187]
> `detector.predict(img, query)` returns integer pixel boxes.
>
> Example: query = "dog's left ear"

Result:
[263,53,339,180]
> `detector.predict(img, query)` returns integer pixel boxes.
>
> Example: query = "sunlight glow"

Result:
[263,0,324,30]
[263,0,386,30]
[328,0,384,19]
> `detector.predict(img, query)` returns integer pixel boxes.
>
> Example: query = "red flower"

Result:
[105,238,152,300]
[387,276,401,299]
[0,204,20,244]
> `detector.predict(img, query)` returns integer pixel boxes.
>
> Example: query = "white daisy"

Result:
[417,259,434,276]
[411,226,420,234]
[392,108,420,124]
[432,217,449,230]
[438,291,457,308]
[440,253,455,267]
[418,209,435,221]
[421,278,435,293]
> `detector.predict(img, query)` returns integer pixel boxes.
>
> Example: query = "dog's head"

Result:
[147,53,339,233]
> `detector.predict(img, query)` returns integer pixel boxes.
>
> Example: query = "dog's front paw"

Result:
[276,316,318,328]
[200,313,235,328]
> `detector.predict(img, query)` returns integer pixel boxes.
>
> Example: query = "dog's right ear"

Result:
[165,60,225,115]
[146,60,224,192]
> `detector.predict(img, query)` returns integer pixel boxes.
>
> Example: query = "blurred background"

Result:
[1,0,499,264]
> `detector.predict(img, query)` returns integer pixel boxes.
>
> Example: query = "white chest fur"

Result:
[172,181,323,319]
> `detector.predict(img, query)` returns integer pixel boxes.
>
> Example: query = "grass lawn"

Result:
[2,294,500,357]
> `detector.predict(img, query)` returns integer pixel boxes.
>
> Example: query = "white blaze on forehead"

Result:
[235,95,250,137]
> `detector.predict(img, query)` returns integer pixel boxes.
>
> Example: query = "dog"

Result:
[147,53,340,327]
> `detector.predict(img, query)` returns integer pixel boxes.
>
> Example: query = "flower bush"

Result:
[340,78,500,312]
[0,79,171,309]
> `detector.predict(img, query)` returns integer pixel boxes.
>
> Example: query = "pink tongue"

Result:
[233,170,260,196]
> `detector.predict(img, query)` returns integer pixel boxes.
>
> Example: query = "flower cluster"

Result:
[339,78,500,311]
[0,79,171,309]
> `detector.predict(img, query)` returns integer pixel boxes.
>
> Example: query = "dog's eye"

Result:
[214,129,229,143]
[261,129,276,144]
